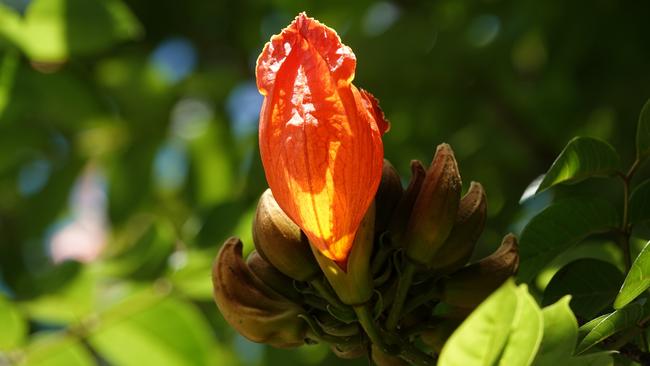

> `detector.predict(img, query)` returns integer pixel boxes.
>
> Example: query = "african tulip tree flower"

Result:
[255,13,389,268]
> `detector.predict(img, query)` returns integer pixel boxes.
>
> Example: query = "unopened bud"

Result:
[311,204,376,305]
[253,189,320,282]
[375,159,404,234]
[389,160,426,245]
[405,144,461,266]
[212,237,308,348]
[439,234,519,308]
[246,250,302,303]
[431,182,487,274]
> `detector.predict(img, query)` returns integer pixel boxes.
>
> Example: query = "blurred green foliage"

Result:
[1,0,649,365]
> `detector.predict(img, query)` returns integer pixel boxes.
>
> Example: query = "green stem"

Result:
[386,262,416,330]
[353,304,385,349]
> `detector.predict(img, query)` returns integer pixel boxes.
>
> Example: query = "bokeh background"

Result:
[1,0,649,365]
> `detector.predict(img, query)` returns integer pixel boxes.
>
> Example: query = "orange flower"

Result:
[256,13,389,268]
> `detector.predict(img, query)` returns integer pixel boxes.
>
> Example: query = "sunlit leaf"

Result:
[499,285,544,366]
[90,297,216,366]
[518,198,620,282]
[438,280,519,366]
[629,180,650,224]
[22,332,94,366]
[0,295,26,350]
[543,259,623,319]
[576,301,645,354]
[1,0,142,62]
[636,99,650,159]
[20,265,95,325]
[536,137,620,193]
[614,241,650,309]
[533,296,577,366]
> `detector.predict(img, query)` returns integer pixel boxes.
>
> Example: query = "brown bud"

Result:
[253,189,320,281]
[389,160,426,245]
[431,182,487,274]
[405,144,462,266]
[246,250,302,303]
[212,237,308,348]
[375,159,404,234]
[439,234,519,308]
[371,344,409,366]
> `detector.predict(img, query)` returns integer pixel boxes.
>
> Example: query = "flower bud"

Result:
[311,204,376,305]
[212,237,308,348]
[389,160,426,245]
[371,344,409,366]
[405,144,462,267]
[431,182,487,274]
[375,159,404,234]
[246,250,302,303]
[253,189,320,282]
[439,234,519,308]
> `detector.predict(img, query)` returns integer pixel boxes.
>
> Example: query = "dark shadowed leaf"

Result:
[614,241,650,309]
[536,137,619,193]
[543,259,623,319]
[636,99,650,159]
[629,180,650,224]
[518,198,620,282]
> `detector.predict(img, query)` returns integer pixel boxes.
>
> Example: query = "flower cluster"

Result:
[212,13,519,365]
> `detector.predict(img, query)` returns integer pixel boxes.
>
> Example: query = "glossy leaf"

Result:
[437,282,545,366]
[90,297,216,366]
[576,301,645,354]
[0,295,26,350]
[534,296,578,366]
[536,137,619,193]
[565,352,614,366]
[614,241,650,309]
[518,198,620,282]
[637,99,650,159]
[629,180,650,224]
[543,259,623,319]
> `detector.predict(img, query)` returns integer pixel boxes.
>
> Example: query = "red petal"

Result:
[256,13,386,265]
[360,89,390,135]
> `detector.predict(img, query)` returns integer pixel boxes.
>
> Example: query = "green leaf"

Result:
[542,259,623,319]
[167,249,214,300]
[576,301,645,354]
[0,295,26,350]
[90,297,216,366]
[629,180,650,224]
[518,198,620,282]
[0,49,19,120]
[22,333,94,366]
[438,280,519,366]
[536,137,620,193]
[636,99,650,159]
[614,241,650,309]
[499,285,544,366]
[2,0,142,62]
[565,352,614,366]
[534,296,578,366]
